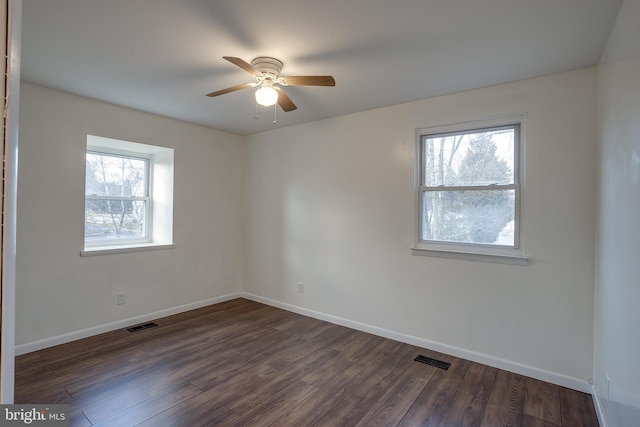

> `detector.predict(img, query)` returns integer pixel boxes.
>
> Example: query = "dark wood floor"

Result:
[15,298,599,427]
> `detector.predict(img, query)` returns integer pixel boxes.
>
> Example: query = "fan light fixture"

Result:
[206,56,336,113]
[255,80,278,106]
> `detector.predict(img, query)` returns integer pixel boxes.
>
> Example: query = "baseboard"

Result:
[241,292,593,394]
[15,292,242,356]
[592,385,608,427]
[16,291,594,396]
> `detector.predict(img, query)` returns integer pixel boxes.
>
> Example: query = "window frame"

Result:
[82,135,175,256]
[84,148,153,247]
[413,116,528,265]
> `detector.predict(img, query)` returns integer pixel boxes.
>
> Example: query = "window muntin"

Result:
[417,123,520,250]
[84,150,151,246]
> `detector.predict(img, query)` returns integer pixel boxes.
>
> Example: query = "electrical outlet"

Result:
[117,292,126,305]
[297,282,304,294]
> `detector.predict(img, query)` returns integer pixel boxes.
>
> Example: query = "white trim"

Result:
[80,243,176,257]
[87,135,170,156]
[1,0,21,404]
[241,292,591,394]
[15,292,242,355]
[84,135,174,250]
[414,115,526,262]
[16,290,592,394]
[411,247,529,265]
[416,114,526,137]
[85,149,152,247]
[592,385,609,427]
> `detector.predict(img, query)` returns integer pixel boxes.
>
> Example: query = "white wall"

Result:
[245,68,597,386]
[16,83,245,347]
[595,0,640,424]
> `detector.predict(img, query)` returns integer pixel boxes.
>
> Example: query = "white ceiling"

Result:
[21,0,621,136]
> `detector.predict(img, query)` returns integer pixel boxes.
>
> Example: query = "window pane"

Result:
[86,153,147,197]
[423,127,515,187]
[421,189,515,246]
[85,199,147,241]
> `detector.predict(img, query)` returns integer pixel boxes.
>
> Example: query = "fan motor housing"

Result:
[251,57,283,78]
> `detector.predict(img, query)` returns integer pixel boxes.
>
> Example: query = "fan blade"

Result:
[206,82,256,97]
[276,87,297,112]
[223,56,263,77]
[281,75,335,86]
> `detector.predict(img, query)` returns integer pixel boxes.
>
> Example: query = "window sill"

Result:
[411,247,529,266]
[81,243,176,257]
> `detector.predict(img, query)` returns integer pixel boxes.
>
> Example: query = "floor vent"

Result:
[414,355,451,370]
[127,322,159,332]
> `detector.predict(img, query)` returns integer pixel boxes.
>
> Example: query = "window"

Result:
[83,135,174,254]
[414,118,526,264]
[85,151,150,244]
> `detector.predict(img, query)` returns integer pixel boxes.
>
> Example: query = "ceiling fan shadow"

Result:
[188,1,260,49]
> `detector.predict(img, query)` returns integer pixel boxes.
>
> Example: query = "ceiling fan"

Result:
[206,56,335,112]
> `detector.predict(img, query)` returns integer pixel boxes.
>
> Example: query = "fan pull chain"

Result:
[273,103,277,124]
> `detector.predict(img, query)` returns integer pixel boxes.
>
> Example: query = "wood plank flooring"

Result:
[15,298,600,426]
